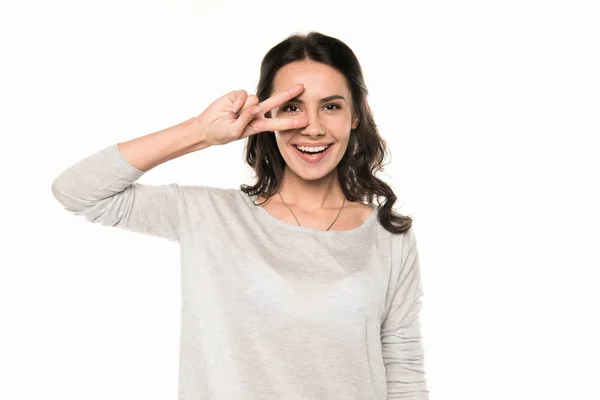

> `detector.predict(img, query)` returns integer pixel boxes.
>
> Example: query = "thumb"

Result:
[230,105,263,137]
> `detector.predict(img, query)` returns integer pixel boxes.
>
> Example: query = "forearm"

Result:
[117,116,209,172]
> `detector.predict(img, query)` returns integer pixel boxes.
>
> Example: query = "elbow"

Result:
[50,176,90,214]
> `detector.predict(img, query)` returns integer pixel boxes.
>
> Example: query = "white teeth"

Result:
[296,145,330,152]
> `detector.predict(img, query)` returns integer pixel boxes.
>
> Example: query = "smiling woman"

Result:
[243,39,413,235]
[272,83,347,162]
[51,31,429,399]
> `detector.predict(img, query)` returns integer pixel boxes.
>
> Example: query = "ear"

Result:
[351,115,359,130]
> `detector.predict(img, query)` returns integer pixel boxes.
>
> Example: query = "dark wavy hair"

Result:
[240,31,412,234]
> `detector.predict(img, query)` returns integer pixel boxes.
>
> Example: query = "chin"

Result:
[284,151,340,181]
[291,167,336,181]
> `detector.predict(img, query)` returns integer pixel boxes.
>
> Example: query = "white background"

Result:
[1,0,599,399]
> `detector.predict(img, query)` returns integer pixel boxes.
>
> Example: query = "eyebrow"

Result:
[286,94,346,104]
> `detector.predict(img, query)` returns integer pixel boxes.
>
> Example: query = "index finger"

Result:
[257,83,305,113]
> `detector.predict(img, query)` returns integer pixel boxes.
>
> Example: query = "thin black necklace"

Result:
[278,191,346,231]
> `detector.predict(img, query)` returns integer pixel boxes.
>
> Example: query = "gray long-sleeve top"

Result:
[50,143,430,399]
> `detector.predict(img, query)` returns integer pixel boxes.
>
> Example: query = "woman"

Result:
[51,31,429,399]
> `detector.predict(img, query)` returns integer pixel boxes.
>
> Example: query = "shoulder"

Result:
[344,200,377,226]
[176,184,247,205]
[177,184,236,196]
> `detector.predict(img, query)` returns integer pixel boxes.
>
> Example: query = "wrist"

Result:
[181,116,212,152]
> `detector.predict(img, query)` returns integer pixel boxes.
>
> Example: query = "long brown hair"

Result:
[240,31,412,234]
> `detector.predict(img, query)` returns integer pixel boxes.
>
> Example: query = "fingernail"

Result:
[251,107,263,115]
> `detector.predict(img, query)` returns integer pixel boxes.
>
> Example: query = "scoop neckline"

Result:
[242,191,378,236]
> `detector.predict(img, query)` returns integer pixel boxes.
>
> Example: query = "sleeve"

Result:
[381,226,429,399]
[50,143,180,242]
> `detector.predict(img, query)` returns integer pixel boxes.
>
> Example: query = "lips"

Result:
[294,144,331,154]
[291,143,334,164]
[292,142,333,147]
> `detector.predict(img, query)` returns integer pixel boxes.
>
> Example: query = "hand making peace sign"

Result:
[194,83,310,147]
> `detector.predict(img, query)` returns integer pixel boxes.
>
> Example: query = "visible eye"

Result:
[281,105,300,113]
[280,103,341,113]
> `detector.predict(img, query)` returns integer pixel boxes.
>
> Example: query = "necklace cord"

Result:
[278,191,345,231]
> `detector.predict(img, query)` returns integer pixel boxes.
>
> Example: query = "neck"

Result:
[279,166,344,212]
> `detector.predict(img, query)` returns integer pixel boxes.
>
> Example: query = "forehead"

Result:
[272,60,350,96]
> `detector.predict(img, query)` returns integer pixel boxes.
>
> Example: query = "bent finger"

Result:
[229,93,259,119]
[241,94,259,112]
[229,90,248,113]
[230,104,268,138]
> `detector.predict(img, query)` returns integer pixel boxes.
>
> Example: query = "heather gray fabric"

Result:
[51,143,429,399]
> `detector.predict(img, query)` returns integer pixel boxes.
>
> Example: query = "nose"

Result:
[300,114,325,137]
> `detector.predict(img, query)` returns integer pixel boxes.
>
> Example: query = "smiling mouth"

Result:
[292,144,332,155]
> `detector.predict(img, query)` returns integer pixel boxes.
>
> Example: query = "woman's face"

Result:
[269,60,359,182]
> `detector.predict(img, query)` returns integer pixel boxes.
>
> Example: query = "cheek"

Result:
[274,131,290,145]
[274,133,295,155]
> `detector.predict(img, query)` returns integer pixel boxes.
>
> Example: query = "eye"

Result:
[280,103,341,113]
[281,105,299,113]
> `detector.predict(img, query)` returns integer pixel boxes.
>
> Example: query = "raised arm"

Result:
[50,118,203,241]
[51,84,310,241]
